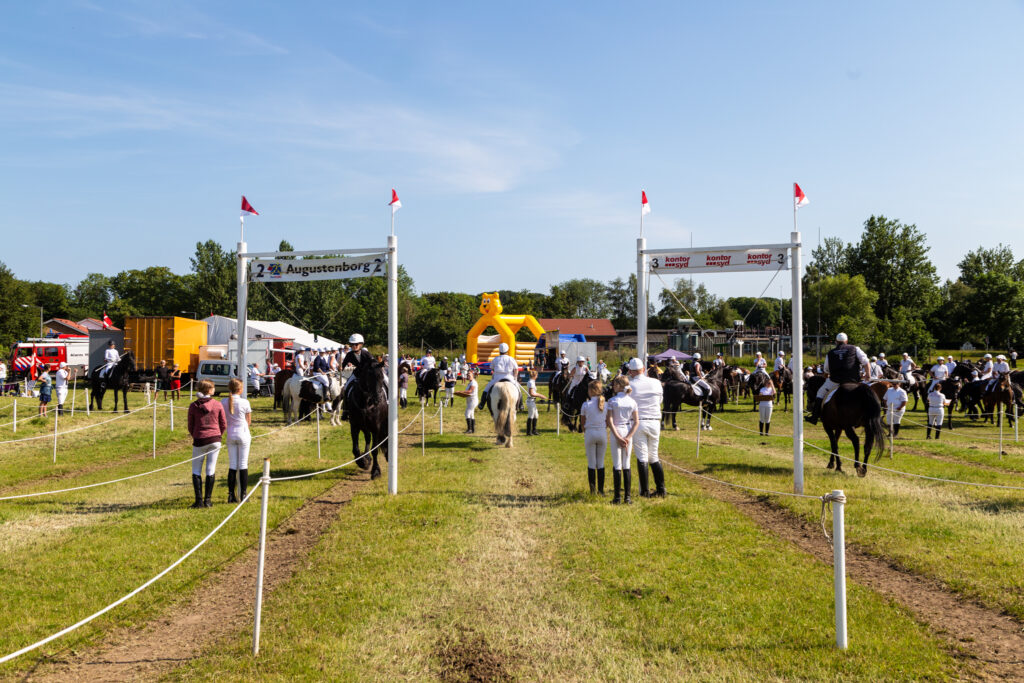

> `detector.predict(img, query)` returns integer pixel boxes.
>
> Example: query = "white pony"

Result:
[490,381,519,448]
[282,371,348,426]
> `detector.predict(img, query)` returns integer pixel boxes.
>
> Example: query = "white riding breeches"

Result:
[56,387,68,405]
[465,396,478,418]
[816,378,839,400]
[885,407,905,425]
[192,443,221,476]
[758,400,773,423]
[527,398,538,419]
[927,407,944,427]
[584,431,607,469]
[226,433,251,469]
[632,419,661,464]
[610,422,633,470]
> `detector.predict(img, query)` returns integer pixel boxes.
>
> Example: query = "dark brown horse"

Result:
[547,365,569,412]
[346,361,388,479]
[981,375,1017,428]
[89,352,135,413]
[273,368,295,411]
[772,366,793,411]
[819,383,886,477]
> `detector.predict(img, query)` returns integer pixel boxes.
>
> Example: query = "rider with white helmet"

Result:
[567,355,591,393]
[927,355,948,393]
[753,351,768,375]
[481,342,520,409]
[418,348,436,381]
[774,350,787,372]
[979,353,994,381]
[899,352,917,387]
[807,332,870,425]
[988,354,1010,391]
[690,352,713,410]
[340,333,379,418]
[869,356,883,379]
[877,352,888,369]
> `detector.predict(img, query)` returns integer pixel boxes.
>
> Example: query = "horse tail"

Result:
[861,385,886,460]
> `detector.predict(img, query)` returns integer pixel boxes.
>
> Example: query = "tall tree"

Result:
[804,236,850,282]
[964,272,1024,348]
[71,273,113,317]
[0,262,37,347]
[547,279,612,319]
[188,240,236,318]
[846,215,939,320]
[804,274,878,346]
[657,278,720,327]
[957,244,1024,287]
[109,267,191,317]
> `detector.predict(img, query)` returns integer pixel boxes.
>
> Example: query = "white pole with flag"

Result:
[238,196,258,400]
[792,182,809,494]
[389,189,401,236]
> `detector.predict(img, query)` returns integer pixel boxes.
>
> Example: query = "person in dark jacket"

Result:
[187,379,227,508]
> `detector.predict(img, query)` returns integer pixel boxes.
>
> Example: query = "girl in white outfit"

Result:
[525,368,544,436]
[757,377,775,436]
[926,388,949,440]
[454,370,479,434]
[222,378,252,503]
[605,375,638,505]
[579,381,607,495]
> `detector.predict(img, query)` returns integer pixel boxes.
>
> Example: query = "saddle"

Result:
[824,382,861,406]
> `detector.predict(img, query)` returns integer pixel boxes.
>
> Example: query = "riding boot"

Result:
[935,425,941,440]
[597,468,605,494]
[806,397,821,425]
[637,462,650,498]
[758,421,764,435]
[651,462,666,497]
[203,475,215,508]
[765,422,770,435]
[238,468,248,501]
[189,474,203,508]
[926,426,931,439]
[465,418,473,434]
[588,468,596,494]
[227,469,238,503]
[894,424,900,437]
[623,469,633,504]
[611,470,622,504]
[470,418,476,433]
[532,418,539,435]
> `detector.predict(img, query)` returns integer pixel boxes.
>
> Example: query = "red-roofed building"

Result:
[43,318,90,336]
[537,318,618,351]
[77,318,120,332]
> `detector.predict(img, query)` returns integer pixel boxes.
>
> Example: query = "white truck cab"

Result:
[194,360,261,396]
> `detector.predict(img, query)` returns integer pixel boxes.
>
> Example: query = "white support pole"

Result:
[637,238,648,362]
[71,379,77,417]
[52,405,59,464]
[421,404,425,457]
[252,458,270,656]
[790,231,805,495]
[237,240,249,400]
[169,399,174,431]
[831,489,848,650]
[1015,402,1019,443]
[439,401,444,435]
[556,404,560,436]
[12,399,16,433]
[85,388,90,416]
[152,397,157,458]
[189,379,193,402]
[695,405,702,460]
[999,406,1004,458]
[316,404,322,460]
[888,404,894,459]
[387,234,399,495]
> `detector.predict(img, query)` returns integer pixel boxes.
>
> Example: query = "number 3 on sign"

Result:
[650,257,659,269]
[776,252,785,265]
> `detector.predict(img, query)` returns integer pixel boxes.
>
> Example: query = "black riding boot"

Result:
[465,418,473,434]
[926,426,932,439]
[764,422,770,435]
[935,425,941,440]
[651,462,666,497]
[203,475,215,508]
[532,418,539,435]
[588,467,596,494]
[623,468,633,504]
[597,468,605,494]
[238,468,248,501]
[612,470,622,504]
[758,421,764,435]
[894,424,901,437]
[637,462,650,498]
[806,398,821,425]
[189,474,203,508]
[470,418,475,433]
[227,469,238,503]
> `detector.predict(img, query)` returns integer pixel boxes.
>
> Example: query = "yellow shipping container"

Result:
[124,316,208,374]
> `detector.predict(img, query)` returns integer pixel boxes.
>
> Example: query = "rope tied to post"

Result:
[819,491,846,549]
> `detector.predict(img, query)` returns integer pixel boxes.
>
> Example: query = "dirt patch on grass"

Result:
[672,459,1024,681]
[21,469,371,682]
[434,626,515,683]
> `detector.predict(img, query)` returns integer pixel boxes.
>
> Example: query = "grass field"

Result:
[1,383,1021,679]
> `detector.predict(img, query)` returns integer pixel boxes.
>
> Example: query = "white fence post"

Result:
[12,399,16,434]
[169,399,174,431]
[252,458,270,656]
[85,388,90,416]
[52,406,59,464]
[695,406,702,460]
[152,398,158,458]
[889,404,894,460]
[1015,402,1019,443]
[439,402,444,435]
[421,406,425,457]
[999,406,1004,458]
[316,405,322,460]
[556,404,560,436]
[832,489,848,650]
[71,379,77,417]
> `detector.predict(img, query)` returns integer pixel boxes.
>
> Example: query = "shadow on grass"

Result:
[696,462,793,478]
[399,489,585,509]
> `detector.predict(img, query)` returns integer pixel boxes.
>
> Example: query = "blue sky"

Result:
[2,1,1022,305]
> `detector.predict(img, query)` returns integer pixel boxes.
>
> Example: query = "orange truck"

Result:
[123,316,208,379]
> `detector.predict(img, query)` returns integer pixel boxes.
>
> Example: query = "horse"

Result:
[559,373,593,432]
[662,367,722,431]
[346,361,389,478]
[547,365,569,412]
[981,374,1017,428]
[746,370,771,411]
[89,352,135,413]
[273,368,295,411]
[298,373,345,426]
[416,367,442,406]
[281,374,311,424]
[771,367,793,411]
[490,380,519,447]
[819,383,886,477]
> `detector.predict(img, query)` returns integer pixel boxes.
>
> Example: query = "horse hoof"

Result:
[356,456,370,471]
[826,462,835,470]
[674,426,679,431]
[370,468,381,480]
[857,466,867,478]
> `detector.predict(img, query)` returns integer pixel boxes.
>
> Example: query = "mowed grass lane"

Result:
[656,403,1024,621]
[174,404,961,681]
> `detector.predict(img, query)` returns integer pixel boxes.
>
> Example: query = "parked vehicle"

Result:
[194,360,265,396]
[8,336,89,379]
[124,316,207,380]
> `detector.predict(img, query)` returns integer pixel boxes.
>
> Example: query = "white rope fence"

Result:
[0,401,157,445]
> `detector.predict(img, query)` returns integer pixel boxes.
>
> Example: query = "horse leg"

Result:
[672,408,678,431]
[845,425,865,477]
[123,387,129,413]
[825,428,839,471]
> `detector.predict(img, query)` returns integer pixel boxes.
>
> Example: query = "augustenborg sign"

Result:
[249,255,387,282]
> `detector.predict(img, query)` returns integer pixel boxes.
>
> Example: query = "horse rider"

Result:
[753,351,768,376]
[899,352,917,387]
[927,356,949,393]
[625,357,666,498]
[663,358,685,383]
[295,348,309,377]
[340,334,378,420]
[988,354,1010,392]
[690,352,713,403]
[329,348,340,373]
[806,332,871,425]
[869,356,884,379]
[597,359,610,382]
[713,352,725,368]
[480,342,519,409]
[418,349,436,383]
[99,340,120,379]
[946,356,957,376]
[979,353,994,382]
[310,348,332,398]
[877,352,888,370]
[567,356,591,394]
[248,363,262,395]
[774,351,787,373]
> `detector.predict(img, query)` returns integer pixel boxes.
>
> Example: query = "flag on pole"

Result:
[241,196,259,216]
[641,190,651,216]
[794,183,809,209]
[102,312,113,329]
[389,189,402,213]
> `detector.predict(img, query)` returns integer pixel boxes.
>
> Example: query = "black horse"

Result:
[559,373,593,432]
[89,352,135,412]
[346,361,389,480]
[662,366,723,431]
[819,383,886,477]
[416,367,442,406]
[547,365,569,412]
[772,367,793,411]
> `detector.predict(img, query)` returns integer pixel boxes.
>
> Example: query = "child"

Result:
[170,364,182,401]
[882,381,908,437]
[580,380,607,494]
[525,368,544,436]
[444,366,456,407]
[605,375,638,505]
[454,369,479,433]
[187,379,226,508]
[398,364,409,409]
[36,367,52,417]
[926,386,950,440]
[757,376,776,436]
[221,378,252,503]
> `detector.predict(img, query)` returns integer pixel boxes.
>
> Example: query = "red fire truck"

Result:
[9,336,90,380]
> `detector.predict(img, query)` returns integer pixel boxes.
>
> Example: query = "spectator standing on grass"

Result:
[398,364,409,408]
[0,360,8,388]
[605,374,638,505]
[579,380,607,495]
[187,379,226,509]
[221,378,251,504]
[36,367,52,417]
[170,364,182,400]
[444,365,456,407]
[155,359,171,401]
[757,376,776,436]
[882,381,908,438]
[454,369,478,433]
[926,385,950,440]
[525,368,543,436]
[1011,349,1018,369]
[626,356,666,497]
[55,362,71,415]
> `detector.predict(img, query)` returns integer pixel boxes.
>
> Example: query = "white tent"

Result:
[203,316,342,350]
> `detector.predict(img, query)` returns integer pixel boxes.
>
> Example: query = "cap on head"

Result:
[756,351,762,356]
[871,356,877,361]
[693,352,702,360]
[717,352,723,357]
[107,341,114,346]
[59,361,67,368]
[985,353,992,359]
[778,351,785,356]
[998,354,1006,360]
[577,356,586,362]
[936,356,945,361]
[836,332,848,343]
[626,357,643,371]
[498,342,509,354]
[348,333,364,344]
[903,352,910,358]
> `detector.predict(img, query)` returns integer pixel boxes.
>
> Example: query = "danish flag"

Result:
[389,189,402,213]
[102,311,113,329]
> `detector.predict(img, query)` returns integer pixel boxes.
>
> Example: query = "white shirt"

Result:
[883,387,908,409]
[629,374,664,420]
[222,396,252,438]
[981,360,993,379]
[526,378,537,403]
[490,354,518,383]
[774,357,786,371]
[994,361,1010,374]
[755,357,767,369]
[570,363,589,382]
[931,363,948,380]
[946,360,956,375]
[0,362,6,379]
[877,358,888,368]
[56,368,69,389]
[581,397,607,434]
[104,348,120,364]
[869,363,883,379]
[420,355,436,371]
[606,392,638,426]
[927,390,948,410]
[899,358,915,374]
[465,379,478,401]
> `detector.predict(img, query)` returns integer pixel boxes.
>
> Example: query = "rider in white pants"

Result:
[580,381,608,495]
[807,332,871,425]
[882,383,908,437]
[626,357,666,497]
[606,374,638,505]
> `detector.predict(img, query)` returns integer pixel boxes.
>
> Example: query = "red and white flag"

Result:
[641,190,651,216]
[389,188,402,214]
[794,183,809,209]
[241,196,259,216]
[102,311,113,329]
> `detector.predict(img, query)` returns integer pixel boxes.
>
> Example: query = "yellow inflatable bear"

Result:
[466,293,545,365]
